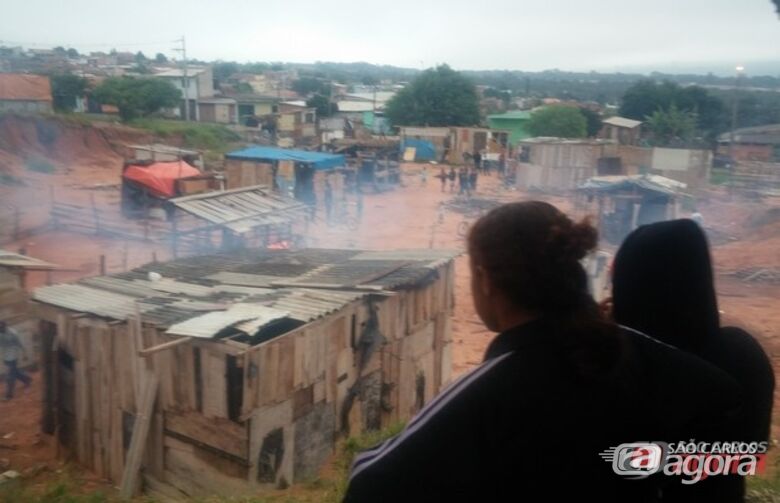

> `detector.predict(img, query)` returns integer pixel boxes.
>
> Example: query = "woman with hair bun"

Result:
[344,201,742,503]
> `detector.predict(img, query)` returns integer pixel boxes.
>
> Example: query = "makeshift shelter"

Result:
[224,147,345,206]
[577,174,686,244]
[121,161,216,218]
[32,248,457,499]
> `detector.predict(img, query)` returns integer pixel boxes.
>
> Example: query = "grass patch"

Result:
[129,119,240,152]
[25,158,56,174]
[0,424,406,503]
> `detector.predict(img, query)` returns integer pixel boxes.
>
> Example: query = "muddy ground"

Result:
[1,149,779,493]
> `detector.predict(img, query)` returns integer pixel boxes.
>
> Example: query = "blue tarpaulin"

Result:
[399,139,437,161]
[226,146,345,170]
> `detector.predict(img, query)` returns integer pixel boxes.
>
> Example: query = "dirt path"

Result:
[1,159,779,495]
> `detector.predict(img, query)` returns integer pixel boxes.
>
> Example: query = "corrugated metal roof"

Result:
[33,248,457,331]
[602,116,642,129]
[578,174,686,195]
[350,249,460,268]
[205,272,282,287]
[33,284,146,320]
[170,185,307,234]
[259,289,366,322]
[166,304,289,338]
[0,250,58,270]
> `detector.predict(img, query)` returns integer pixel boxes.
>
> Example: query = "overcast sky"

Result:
[1,0,778,75]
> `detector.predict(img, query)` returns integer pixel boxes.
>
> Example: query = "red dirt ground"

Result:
[1,153,779,494]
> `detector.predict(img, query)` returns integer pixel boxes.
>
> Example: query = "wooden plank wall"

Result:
[225,159,274,190]
[31,259,457,497]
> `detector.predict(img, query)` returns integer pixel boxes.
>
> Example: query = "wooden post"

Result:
[152,251,158,263]
[99,255,106,276]
[90,193,100,235]
[119,373,158,500]
[122,241,128,272]
[171,218,179,259]
[13,206,20,240]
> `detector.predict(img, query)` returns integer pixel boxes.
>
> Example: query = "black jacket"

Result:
[613,219,775,501]
[344,318,742,502]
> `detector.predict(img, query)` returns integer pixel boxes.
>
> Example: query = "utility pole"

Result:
[728,65,745,165]
[173,36,189,121]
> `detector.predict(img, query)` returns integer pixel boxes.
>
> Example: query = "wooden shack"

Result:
[31,248,457,499]
[576,174,686,244]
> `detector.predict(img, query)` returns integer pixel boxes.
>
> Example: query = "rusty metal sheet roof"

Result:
[170,185,307,234]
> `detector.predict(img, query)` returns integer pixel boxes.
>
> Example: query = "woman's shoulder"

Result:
[702,326,774,378]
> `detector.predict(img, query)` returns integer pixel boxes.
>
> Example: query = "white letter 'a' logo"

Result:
[600,443,665,479]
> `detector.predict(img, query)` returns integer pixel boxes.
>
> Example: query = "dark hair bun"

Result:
[564,218,598,261]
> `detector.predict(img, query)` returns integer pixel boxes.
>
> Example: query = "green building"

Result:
[487,110,532,146]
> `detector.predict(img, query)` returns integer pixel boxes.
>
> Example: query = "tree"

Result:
[306,94,333,118]
[644,104,697,147]
[619,80,725,139]
[483,87,509,100]
[292,77,327,97]
[384,65,480,127]
[135,51,147,64]
[214,62,240,82]
[50,73,89,112]
[154,53,168,63]
[526,106,587,138]
[52,46,66,56]
[66,48,79,59]
[93,77,180,121]
[579,107,603,137]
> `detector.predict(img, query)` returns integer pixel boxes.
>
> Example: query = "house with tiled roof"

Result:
[0,73,53,113]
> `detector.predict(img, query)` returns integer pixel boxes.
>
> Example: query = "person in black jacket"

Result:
[612,219,774,502]
[344,201,743,503]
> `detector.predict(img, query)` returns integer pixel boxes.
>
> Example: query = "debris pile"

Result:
[729,267,780,285]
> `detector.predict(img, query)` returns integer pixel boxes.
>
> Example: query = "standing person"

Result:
[355,187,364,222]
[447,166,456,193]
[344,202,743,502]
[498,151,506,177]
[612,219,775,502]
[420,166,428,186]
[1,321,31,401]
[469,168,478,193]
[458,167,469,196]
[472,150,482,173]
[437,167,447,192]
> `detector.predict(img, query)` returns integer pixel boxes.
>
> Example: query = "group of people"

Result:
[435,166,479,196]
[345,201,773,502]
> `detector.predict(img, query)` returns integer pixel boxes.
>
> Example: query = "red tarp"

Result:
[123,161,201,198]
